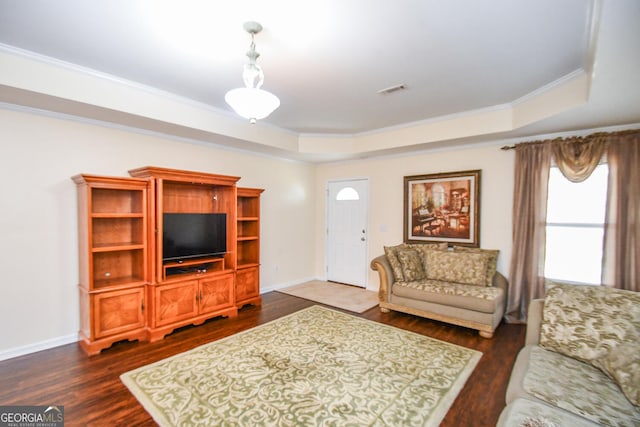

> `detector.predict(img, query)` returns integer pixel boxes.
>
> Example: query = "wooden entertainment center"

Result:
[73,166,263,355]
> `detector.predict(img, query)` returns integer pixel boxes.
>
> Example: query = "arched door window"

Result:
[336,187,360,201]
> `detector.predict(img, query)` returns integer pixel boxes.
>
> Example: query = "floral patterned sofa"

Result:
[497,282,640,427]
[370,243,507,338]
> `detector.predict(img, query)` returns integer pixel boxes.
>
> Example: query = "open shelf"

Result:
[92,276,147,290]
[91,213,144,218]
[92,242,145,251]
[237,196,260,218]
[163,257,225,278]
[238,219,259,239]
[92,217,144,248]
[91,188,144,214]
[92,249,145,289]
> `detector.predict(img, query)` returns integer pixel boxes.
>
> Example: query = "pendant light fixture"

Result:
[225,21,280,124]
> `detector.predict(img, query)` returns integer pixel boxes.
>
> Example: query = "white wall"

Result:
[314,145,515,290]
[0,108,317,358]
[0,106,517,360]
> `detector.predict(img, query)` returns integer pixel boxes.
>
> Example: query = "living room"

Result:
[0,1,638,426]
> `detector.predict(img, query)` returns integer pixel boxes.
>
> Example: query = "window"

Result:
[335,187,360,201]
[544,164,608,285]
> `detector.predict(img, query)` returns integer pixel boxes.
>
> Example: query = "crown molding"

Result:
[0,40,598,160]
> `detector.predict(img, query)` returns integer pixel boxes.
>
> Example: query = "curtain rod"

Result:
[499,128,639,151]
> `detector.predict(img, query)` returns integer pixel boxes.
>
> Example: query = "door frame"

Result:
[325,177,370,288]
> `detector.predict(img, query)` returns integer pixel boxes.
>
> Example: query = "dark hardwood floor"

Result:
[0,292,524,426]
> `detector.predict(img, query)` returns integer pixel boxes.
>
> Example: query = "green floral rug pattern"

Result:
[121,306,481,426]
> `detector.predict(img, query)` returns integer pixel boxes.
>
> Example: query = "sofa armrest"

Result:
[492,271,509,294]
[371,255,393,303]
[525,299,544,346]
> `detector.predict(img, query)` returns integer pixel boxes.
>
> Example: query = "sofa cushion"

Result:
[497,398,602,427]
[424,249,487,286]
[392,279,504,313]
[384,243,447,281]
[522,345,640,426]
[539,282,640,405]
[453,246,499,286]
[396,249,426,281]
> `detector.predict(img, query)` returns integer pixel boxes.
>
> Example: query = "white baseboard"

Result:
[0,333,79,362]
[1,277,326,361]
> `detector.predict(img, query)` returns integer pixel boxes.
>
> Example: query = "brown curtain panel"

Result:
[505,142,552,323]
[602,132,640,291]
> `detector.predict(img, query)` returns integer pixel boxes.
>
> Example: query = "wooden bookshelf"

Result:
[236,187,264,308]
[72,174,150,356]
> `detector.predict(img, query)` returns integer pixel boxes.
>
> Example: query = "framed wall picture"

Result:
[404,169,481,247]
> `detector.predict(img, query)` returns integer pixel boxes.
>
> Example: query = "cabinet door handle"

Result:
[141,299,145,312]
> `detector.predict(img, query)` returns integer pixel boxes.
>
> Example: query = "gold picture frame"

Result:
[404,169,481,247]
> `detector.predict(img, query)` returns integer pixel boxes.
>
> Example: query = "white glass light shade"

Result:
[225,88,280,123]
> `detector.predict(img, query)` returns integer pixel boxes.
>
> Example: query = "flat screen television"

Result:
[162,213,227,262]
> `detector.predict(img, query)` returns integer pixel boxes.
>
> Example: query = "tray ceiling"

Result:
[0,0,639,162]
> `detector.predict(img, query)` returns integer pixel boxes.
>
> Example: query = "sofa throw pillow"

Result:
[424,249,488,286]
[595,334,640,406]
[540,282,640,405]
[453,246,499,286]
[406,242,448,259]
[384,243,447,281]
[384,245,406,281]
[396,249,426,281]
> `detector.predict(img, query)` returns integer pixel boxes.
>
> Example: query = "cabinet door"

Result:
[199,274,234,314]
[154,280,199,326]
[93,287,145,339]
[236,267,259,302]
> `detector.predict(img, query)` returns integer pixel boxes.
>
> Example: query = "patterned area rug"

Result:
[121,306,481,426]
[277,280,379,313]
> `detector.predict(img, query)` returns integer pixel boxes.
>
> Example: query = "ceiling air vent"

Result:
[377,84,406,95]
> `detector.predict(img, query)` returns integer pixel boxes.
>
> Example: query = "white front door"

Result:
[326,179,369,287]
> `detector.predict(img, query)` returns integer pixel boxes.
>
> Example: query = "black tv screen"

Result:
[162,213,227,262]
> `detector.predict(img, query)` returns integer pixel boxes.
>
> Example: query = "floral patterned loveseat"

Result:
[497,282,640,427]
[370,243,507,338]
